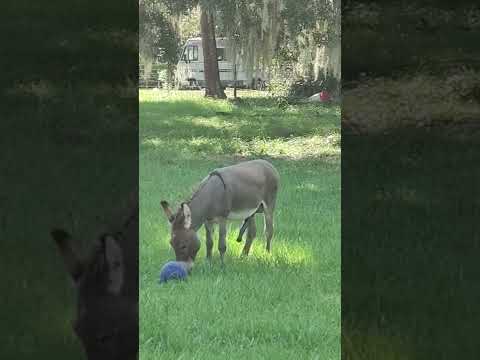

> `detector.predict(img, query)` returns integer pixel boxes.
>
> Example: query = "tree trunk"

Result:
[233,49,238,99]
[316,0,341,96]
[314,45,324,82]
[233,63,237,99]
[200,5,226,99]
[324,41,341,94]
[166,64,175,89]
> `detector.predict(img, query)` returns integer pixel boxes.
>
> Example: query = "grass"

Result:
[342,131,480,360]
[1,95,137,359]
[139,89,341,360]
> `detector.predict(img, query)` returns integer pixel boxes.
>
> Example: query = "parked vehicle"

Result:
[176,37,267,90]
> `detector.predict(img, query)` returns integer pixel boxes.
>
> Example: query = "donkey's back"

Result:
[215,159,279,214]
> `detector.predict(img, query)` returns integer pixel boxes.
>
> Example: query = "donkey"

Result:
[51,195,138,360]
[161,159,279,267]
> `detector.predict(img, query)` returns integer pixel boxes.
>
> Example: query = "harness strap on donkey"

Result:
[200,170,230,220]
[188,170,227,205]
[209,170,227,190]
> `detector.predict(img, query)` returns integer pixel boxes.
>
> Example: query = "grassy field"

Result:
[139,89,341,360]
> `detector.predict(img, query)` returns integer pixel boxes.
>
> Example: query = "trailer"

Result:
[176,37,266,90]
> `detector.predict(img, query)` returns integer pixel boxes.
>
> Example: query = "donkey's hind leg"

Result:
[242,216,257,256]
[264,206,274,253]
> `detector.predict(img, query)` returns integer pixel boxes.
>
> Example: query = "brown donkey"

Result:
[161,159,279,268]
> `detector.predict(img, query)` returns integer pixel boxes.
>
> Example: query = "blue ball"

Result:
[159,261,188,283]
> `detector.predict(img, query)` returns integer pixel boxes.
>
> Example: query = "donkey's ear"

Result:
[181,203,192,229]
[160,200,175,223]
[99,234,124,295]
[51,228,83,283]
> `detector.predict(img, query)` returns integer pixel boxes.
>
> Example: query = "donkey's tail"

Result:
[236,215,254,242]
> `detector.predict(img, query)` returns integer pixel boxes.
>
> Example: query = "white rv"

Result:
[176,37,266,89]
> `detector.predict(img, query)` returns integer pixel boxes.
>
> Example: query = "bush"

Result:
[267,75,292,98]
[268,68,339,101]
[287,78,324,98]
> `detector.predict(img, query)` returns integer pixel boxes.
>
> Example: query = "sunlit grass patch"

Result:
[141,135,340,161]
[256,241,315,267]
[190,116,236,129]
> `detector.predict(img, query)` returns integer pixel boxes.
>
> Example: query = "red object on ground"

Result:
[319,91,330,102]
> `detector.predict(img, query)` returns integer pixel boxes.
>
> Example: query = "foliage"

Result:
[139,0,179,64]
[215,0,340,90]
[277,0,340,80]
[287,78,326,98]
[267,63,339,99]
[176,6,201,42]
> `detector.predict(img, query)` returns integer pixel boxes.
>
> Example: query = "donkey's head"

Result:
[51,229,138,360]
[161,201,200,266]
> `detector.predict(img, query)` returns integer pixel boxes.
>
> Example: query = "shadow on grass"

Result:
[141,99,216,118]
[140,96,339,143]
[342,129,480,359]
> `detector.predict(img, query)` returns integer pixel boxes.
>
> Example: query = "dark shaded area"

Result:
[342,1,480,359]
[342,130,480,359]
[1,1,138,359]
[342,1,480,82]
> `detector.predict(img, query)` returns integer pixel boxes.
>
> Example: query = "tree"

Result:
[281,0,341,93]
[141,0,341,97]
[217,0,284,86]
[157,0,226,98]
[217,0,341,95]
[199,2,226,98]
[139,0,179,86]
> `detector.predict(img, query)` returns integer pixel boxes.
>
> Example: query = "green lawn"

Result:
[139,89,341,360]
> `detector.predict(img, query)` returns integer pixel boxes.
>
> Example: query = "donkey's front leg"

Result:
[218,218,227,266]
[205,220,214,261]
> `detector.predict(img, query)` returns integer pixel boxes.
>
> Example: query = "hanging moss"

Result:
[220,0,284,82]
